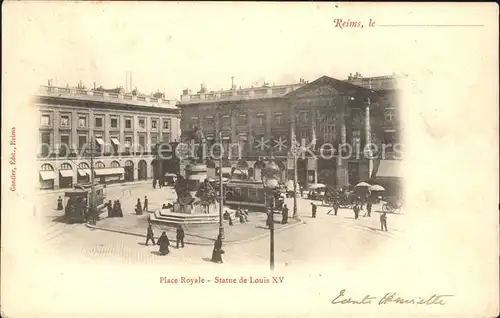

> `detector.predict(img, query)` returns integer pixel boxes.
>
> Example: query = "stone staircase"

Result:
[149,208,236,229]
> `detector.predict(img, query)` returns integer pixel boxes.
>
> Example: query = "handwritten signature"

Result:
[332,289,454,305]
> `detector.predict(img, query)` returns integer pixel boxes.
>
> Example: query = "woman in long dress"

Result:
[157,231,170,255]
[211,234,223,263]
[57,196,64,210]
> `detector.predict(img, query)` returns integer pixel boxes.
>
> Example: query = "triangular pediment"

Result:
[286,75,371,99]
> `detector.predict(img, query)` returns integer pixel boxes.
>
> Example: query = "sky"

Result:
[3,2,493,100]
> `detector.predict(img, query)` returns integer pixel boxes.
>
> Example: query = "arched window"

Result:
[110,161,120,168]
[40,163,54,171]
[95,161,105,168]
[124,160,134,167]
[60,163,72,170]
[78,162,90,169]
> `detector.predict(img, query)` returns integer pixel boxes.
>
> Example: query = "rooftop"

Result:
[36,85,179,109]
[179,81,307,105]
[347,73,406,91]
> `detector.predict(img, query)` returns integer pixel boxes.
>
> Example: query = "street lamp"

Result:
[262,158,280,271]
[218,132,225,240]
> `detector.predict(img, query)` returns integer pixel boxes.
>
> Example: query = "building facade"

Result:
[36,85,181,190]
[178,73,402,190]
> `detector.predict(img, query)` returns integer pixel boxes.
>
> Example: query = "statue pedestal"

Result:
[149,161,236,228]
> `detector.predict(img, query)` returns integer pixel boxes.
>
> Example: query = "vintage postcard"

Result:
[1,2,498,317]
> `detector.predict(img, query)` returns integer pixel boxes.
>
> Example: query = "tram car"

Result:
[224,179,280,211]
[64,182,107,223]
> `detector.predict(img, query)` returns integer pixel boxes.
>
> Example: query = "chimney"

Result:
[231,76,235,89]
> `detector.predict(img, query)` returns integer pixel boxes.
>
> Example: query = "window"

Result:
[191,117,199,126]
[151,134,159,146]
[205,117,215,126]
[111,118,118,129]
[299,112,308,125]
[40,132,51,156]
[151,119,158,129]
[78,116,87,128]
[352,130,361,153]
[162,134,170,143]
[95,162,105,168]
[110,161,120,168]
[220,115,230,127]
[139,135,146,149]
[256,115,265,125]
[236,114,247,126]
[163,120,170,130]
[60,115,70,127]
[139,119,145,128]
[95,117,103,128]
[384,108,396,122]
[125,119,132,129]
[41,114,50,126]
[125,136,132,153]
[95,136,103,153]
[275,114,283,125]
[60,135,70,156]
[248,188,258,198]
[383,130,397,151]
[111,136,119,154]
[234,187,242,196]
[78,135,87,149]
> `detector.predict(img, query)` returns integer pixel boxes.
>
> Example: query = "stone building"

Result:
[35,84,181,190]
[178,73,402,190]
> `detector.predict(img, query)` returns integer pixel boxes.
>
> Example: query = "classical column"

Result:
[364,97,373,180]
[336,96,349,187]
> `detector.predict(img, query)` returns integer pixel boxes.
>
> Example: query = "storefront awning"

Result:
[95,138,104,145]
[59,170,73,178]
[78,169,91,177]
[40,170,56,180]
[376,160,402,178]
[94,168,125,176]
[111,138,120,146]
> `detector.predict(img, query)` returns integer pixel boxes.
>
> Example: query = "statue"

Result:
[174,174,194,206]
[192,125,206,163]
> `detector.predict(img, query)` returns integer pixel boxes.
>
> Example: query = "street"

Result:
[37,182,405,268]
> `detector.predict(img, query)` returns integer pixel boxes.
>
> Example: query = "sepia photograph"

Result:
[2,2,498,317]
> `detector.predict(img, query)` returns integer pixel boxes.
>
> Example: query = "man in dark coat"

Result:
[145,222,155,246]
[106,200,113,217]
[282,204,289,224]
[143,196,148,212]
[353,204,360,219]
[211,234,223,263]
[116,200,123,217]
[311,203,317,218]
[157,232,170,255]
[176,226,185,248]
[266,211,273,228]
[135,198,143,215]
[364,201,372,217]
[380,212,388,231]
[57,196,64,210]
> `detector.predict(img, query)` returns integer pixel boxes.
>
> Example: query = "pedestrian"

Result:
[327,201,339,216]
[311,203,317,218]
[106,200,113,218]
[223,210,233,226]
[153,178,156,189]
[300,185,304,198]
[364,202,372,217]
[282,204,289,224]
[353,204,360,219]
[380,212,388,231]
[135,198,143,215]
[157,231,170,255]
[211,234,224,264]
[176,226,185,248]
[112,200,118,217]
[145,222,155,246]
[266,211,273,228]
[116,200,123,217]
[159,178,163,189]
[57,196,64,210]
[143,196,148,212]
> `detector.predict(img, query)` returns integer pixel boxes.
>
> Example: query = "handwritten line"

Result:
[378,25,484,27]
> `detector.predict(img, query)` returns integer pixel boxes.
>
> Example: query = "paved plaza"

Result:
[36,182,405,268]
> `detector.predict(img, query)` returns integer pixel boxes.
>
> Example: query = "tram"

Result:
[64,182,107,223]
[224,179,280,211]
